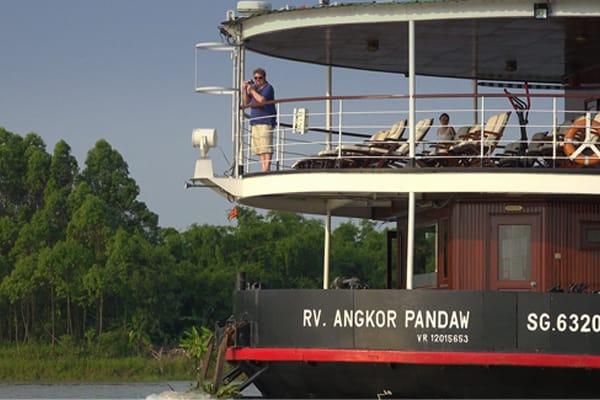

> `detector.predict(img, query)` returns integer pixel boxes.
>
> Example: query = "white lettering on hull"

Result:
[303,309,322,327]
[302,308,471,333]
[332,309,397,328]
[404,309,470,329]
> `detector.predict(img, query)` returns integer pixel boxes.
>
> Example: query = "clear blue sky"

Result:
[1,1,523,230]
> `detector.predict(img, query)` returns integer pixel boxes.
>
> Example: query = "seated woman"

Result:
[417,113,457,167]
[436,112,456,142]
[427,112,456,154]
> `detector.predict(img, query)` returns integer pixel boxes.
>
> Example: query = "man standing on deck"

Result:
[242,68,276,172]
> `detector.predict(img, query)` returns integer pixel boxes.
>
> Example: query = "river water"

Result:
[0,381,220,399]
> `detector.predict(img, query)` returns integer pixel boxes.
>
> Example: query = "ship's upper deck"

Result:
[189,0,600,219]
[221,0,600,85]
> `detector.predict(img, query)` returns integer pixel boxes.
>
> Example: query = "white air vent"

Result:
[237,1,272,16]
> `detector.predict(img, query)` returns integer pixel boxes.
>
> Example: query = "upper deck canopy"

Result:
[220,0,600,86]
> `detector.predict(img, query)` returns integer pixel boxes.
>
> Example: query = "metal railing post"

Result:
[337,99,343,157]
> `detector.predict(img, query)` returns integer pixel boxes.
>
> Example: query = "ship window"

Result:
[580,221,600,250]
[414,224,437,287]
[498,225,531,280]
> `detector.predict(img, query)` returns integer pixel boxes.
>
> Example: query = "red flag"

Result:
[228,205,238,221]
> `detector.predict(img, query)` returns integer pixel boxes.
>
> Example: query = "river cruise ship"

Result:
[188,0,600,397]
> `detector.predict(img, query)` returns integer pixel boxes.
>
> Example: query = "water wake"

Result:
[146,389,214,400]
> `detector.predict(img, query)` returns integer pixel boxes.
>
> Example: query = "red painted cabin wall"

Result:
[412,199,600,292]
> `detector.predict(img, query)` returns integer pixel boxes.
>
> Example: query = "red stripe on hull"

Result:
[226,347,600,368]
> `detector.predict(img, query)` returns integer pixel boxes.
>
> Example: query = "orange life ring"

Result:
[563,118,600,166]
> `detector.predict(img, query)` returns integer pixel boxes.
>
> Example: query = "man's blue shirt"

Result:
[249,83,276,127]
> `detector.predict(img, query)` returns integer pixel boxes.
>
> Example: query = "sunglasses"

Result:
[254,76,264,80]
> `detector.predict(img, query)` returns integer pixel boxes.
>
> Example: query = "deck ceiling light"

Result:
[534,3,549,19]
[192,128,217,159]
[505,60,517,72]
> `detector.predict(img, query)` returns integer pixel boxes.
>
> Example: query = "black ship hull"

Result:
[227,289,600,398]
[235,359,600,398]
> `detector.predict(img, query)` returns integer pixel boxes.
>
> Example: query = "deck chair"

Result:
[320,119,407,167]
[447,112,512,167]
[527,131,550,155]
[323,118,407,168]
[495,141,523,167]
[291,119,406,169]
[533,119,578,168]
[365,117,434,168]
[525,131,551,167]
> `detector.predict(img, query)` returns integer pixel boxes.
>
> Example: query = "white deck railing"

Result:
[240,93,600,173]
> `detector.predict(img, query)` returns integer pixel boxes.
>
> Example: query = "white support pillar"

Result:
[323,210,331,289]
[236,45,245,177]
[406,20,416,290]
[326,65,332,150]
[406,192,415,289]
[324,64,332,283]
[408,19,416,158]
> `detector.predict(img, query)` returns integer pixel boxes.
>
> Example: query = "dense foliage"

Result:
[0,127,389,351]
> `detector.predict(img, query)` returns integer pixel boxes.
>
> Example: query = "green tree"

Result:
[0,216,19,279]
[67,194,113,335]
[330,220,387,288]
[46,140,78,192]
[264,211,323,288]
[37,240,91,342]
[77,140,158,240]
[42,140,79,242]
[0,128,27,220]
[106,228,179,343]
[177,224,233,328]
[0,254,40,343]
[23,140,51,217]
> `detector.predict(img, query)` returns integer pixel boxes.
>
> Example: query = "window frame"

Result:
[580,220,600,250]
[413,223,438,288]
